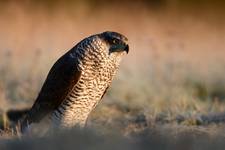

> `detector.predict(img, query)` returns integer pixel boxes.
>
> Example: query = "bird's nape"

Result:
[101,31,128,42]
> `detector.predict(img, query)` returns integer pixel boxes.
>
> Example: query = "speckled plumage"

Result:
[20,31,129,132]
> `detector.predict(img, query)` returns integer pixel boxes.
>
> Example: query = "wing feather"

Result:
[23,49,81,125]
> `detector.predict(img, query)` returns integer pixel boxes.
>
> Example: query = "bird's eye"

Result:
[112,39,117,44]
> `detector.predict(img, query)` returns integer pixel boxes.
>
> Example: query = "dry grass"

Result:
[0,1,225,149]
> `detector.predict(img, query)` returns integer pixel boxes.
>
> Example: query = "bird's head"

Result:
[100,31,129,55]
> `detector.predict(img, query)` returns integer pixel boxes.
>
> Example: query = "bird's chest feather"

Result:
[51,62,117,128]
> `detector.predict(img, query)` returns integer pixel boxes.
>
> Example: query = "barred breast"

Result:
[51,37,119,128]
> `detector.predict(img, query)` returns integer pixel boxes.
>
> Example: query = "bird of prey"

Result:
[19,31,129,133]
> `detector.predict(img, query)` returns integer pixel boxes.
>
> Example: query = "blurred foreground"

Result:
[1,126,225,150]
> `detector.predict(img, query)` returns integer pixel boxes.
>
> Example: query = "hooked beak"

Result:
[109,44,129,54]
[124,44,129,54]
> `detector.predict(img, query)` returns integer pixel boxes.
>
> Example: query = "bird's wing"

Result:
[25,50,81,123]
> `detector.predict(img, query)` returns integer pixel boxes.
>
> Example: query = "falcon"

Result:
[20,31,129,133]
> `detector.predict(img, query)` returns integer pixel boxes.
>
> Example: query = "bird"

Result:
[19,31,129,133]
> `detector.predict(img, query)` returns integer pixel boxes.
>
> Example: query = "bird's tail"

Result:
[6,108,33,135]
[6,108,30,123]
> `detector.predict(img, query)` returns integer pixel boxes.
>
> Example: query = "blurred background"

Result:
[1,0,225,148]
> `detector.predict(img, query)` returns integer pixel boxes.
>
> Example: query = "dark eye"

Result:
[112,38,119,44]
